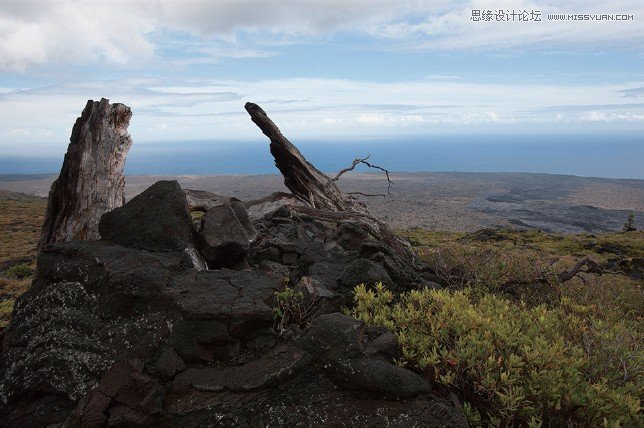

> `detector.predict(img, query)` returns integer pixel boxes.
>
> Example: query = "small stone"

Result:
[282,252,298,265]
[154,348,186,381]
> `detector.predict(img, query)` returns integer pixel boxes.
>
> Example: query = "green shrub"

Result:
[5,264,33,279]
[0,298,14,328]
[419,244,558,293]
[348,283,642,427]
[273,285,318,333]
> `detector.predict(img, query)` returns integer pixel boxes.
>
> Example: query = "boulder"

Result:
[338,257,394,289]
[154,348,186,382]
[245,191,307,221]
[99,180,196,253]
[65,359,164,427]
[296,313,432,399]
[184,189,234,212]
[197,200,257,269]
[0,240,282,407]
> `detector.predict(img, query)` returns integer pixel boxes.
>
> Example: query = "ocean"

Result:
[1,133,642,179]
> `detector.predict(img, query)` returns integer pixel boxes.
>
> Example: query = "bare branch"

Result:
[333,155,371,181]
[332,154,393,194]
[558,257,623,283]
[347,192,387,198]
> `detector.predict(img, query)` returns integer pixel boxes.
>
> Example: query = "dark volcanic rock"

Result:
[0,240,282,405]
[39,98,133,247]
[198,200,257,269]
[66,359,165,427]
[339,257,394,289]
[0,102,463,426]
[245,191,308,221]
[0,207,463,427]
[297,313,431,399]
[154,348,187,382]
[99,180,196,253]
[184,188,234,211]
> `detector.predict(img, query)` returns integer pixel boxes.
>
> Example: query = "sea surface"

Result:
[1,133,642,179]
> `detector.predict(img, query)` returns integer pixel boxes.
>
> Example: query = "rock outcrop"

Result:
[39,98,133,247]
[0,103,465,427]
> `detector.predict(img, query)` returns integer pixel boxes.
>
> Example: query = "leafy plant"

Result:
[348,283,642,427]
[6,264,34,279]
[273,283,319,333]
[0,299,15,329]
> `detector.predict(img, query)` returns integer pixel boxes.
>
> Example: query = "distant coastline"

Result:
[1,133,643,179]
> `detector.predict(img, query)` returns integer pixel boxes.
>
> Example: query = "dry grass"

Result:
[0,193,46,266]
[399,226,643,323]
[0,192,46,328]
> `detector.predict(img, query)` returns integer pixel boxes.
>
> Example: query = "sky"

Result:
[0,0,643,159]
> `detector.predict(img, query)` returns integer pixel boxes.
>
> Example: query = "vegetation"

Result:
[347,228,643,426]
[6,264,34,279]
[349,284,641,426]
[0,192,46,328]
[273,284,319,333]
[0,193,46,265]
[623,213,637,232]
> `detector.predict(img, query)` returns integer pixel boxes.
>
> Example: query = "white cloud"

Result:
[0,0,642,72]
[0,0,156,71]
[581,111,644,122]
[1,76,643,156]
[462,111,504,124]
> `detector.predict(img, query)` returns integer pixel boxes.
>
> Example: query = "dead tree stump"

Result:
[244,102,419,267]
[39,98,133,247]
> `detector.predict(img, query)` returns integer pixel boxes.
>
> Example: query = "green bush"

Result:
[348,283,642,427]
[5,264,33,279]
[0,298,14,328]
[273,286,319,333]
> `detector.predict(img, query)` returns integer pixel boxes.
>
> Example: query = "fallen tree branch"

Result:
[558,257,623,283]
[244,102,421,268]
[332,154,393,194]
[244,102,368,213]
[347,192,387,198]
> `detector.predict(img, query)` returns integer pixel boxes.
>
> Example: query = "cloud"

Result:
[619,87,644,98]
[0,0,156,71]
[380,0,644,50]
[1,76,643,156]
[157,0,417,36]
[461,111,504,124]
[1,0,642,72]
[581,111,644,122]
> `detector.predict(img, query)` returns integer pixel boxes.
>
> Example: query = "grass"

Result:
[0,193,46,266]
[349,227,644,426]
[399,227,643,312]
[0,192,46,328]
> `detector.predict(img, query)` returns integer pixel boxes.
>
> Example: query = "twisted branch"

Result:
[332,154,393,195]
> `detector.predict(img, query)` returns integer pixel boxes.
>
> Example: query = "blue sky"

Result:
[0,0,643,158]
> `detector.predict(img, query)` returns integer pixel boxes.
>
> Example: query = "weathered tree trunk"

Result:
[245,102,369,215]
[39,98,133,247]
[245,102,419,267]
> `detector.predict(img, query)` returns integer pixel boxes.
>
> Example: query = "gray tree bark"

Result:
[244,102,419,267]
[245,102,369,215]
[39,98,133,247]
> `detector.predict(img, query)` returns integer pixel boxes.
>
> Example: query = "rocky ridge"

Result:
[0,101,465,427]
